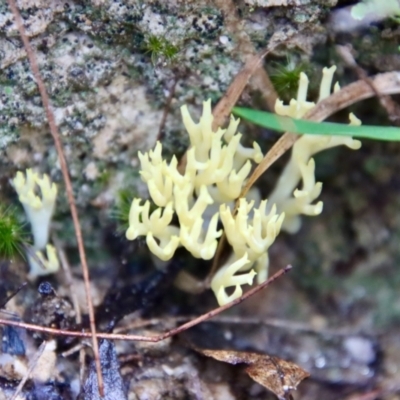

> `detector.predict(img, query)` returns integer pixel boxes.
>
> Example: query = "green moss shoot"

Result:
[112,189,133,232]
[0,205,27,259]
[269,57,308,101]
[112,189,159,233]
[143,34,180,65]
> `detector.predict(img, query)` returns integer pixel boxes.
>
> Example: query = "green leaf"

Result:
[233,107,400,141]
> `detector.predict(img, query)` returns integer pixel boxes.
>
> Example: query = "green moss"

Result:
[98,170,111,186]
[112,189,136,232]
[0,205,28,259]
[112,188,161,233]
[269,57,308,101]
[142,34,180,65]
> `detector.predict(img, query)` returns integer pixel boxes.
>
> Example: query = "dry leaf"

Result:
[198,348,309,400]
[246,358,309,400]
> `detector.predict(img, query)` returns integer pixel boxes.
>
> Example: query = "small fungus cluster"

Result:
[126,100,264,265]
[12,169,59,277]
[269,66,362,233]
[126,66,361,306]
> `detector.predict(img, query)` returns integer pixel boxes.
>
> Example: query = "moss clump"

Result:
[0,205,27,259]
[112,189,135,232]
[112,188,162,233]
[269,57,309,101]
[142,34,180,65]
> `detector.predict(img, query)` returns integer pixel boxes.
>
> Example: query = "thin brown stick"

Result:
[55,239,82,325]
[118,353,142,364]
[214,0,278,113]
[305,71,400,122]
[0,265,291,342]
[205,233,228,284]
[239,132,298,199]
[54,239,86,383]
[0,282,27,309]
[6,0,103,395]
[157,264,291,340]
[212,46,274,130]
[336,44,400,126]
[10,341,47,400]
[116,315,376,337]
[157,78,178,142]
[61,342,85,358]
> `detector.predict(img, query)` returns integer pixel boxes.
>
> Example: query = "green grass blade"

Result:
[233,107,400,141]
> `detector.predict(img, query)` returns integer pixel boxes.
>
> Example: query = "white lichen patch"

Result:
[0,0,64,35]
[52,32,103,66]
[84,161,99,181]
[139,7,167,36]
[93,76,162,160]
[0,1,64,69]
[4,125,49,167]
[6,146,30,167]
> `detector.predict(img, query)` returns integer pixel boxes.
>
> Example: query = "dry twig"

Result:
[54,239,86,382]
[156,78,178,142]
[212,47,275,130]
[5,0,103,395]
[214,0,278,114]
[0,265,292,342]
[115,315,375,337]
[336,44,400,126]
[10,341,47,400]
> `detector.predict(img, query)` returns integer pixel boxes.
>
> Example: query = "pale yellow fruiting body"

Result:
[12,169,59,277]
[270,65,362,233]
[12,169,57,250]
[126,100,262,266]
[214,199,285,304]
[211,253,255,305]
[127,67,362,305]
[126,199,180,261]
[126,100,264,303]
[28,244,60,278]
[220,199,284,280]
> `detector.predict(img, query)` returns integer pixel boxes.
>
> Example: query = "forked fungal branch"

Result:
[126,66,361,305]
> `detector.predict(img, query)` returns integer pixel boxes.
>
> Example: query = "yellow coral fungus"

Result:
[12,169,57,250]
[269,66,361,233]
[28,244,60,278]
[126,100,262,269]
[126,67,362,305]
[12,169,59,277]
